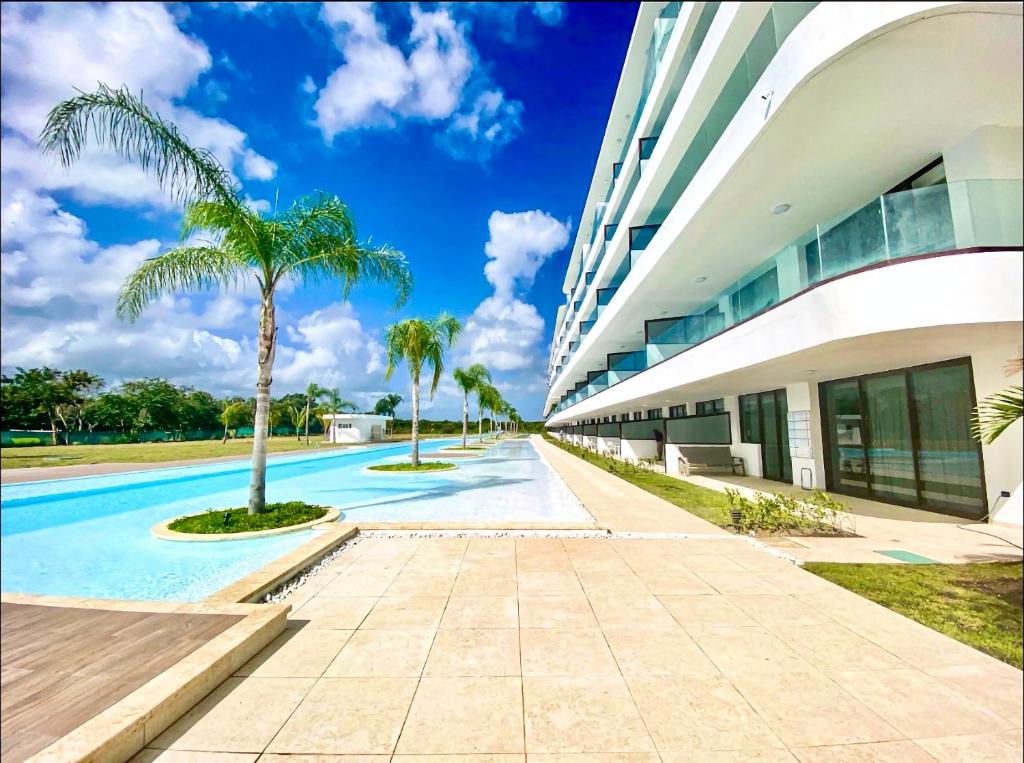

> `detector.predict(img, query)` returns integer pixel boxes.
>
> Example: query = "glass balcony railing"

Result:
[551,178,1022,415]
[629,224,661,268]
[580,319,596,337]
[639,136,659,167]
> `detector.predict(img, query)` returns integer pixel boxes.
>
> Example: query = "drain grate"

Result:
[874,549,937,564]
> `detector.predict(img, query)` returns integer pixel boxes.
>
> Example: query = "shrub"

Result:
[725,488,846,534]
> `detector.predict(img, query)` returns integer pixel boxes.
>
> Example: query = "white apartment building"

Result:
[544,2,1023,524]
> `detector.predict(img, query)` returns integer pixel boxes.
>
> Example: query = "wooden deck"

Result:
[0,602,242,762]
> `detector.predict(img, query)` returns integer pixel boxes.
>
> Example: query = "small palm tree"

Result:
[286,405,305,441]
[303,383,330,445]
[321,388,357,443]
[477,383,502,439]
[41,85,412,514]
[373,392,404,417]
[453,363,491,449]
[384,313,462,466]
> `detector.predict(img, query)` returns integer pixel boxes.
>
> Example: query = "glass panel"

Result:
[666,413,730,444]
[740,394,761,443]
[818,198,886,279]
[863,374,917,503]
[910,363,985,517]
[883,184,955,258]
[824,380,868,493]
[630,224,660,251]
[776,390,792,482]
[760,391,781,480]
[729,265,779,321]
[962,178,1024,246]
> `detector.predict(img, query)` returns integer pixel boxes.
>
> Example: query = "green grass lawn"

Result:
[1,438,344,470]
[168,502,328,534]
[805,561,1024,668]
[367,461,456,472]
[544,435,732,526]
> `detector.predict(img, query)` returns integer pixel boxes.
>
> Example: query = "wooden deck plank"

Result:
[0,602,241,763]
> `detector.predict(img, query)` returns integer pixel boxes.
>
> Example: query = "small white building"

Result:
[321,413,392,444]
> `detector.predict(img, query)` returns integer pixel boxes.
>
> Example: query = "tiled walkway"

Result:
[136,536,1023,761]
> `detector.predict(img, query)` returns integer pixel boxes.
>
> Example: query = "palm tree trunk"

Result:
[304,397,310,445]
[411,371,421,468]
[462,391,469,449]
[477,402,483,443]
[248,292,277,515]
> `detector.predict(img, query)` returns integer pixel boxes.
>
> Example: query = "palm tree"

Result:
[384,313,462,466]
[41,86,412,514]
[286,405,305,441]
[373,393,403,417]
[303,383,330,445]
[452,363,490,449]
[478,383,502,439]
[321,388,357,443]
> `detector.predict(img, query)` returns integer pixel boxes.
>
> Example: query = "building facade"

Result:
[322,414,392,444]
[544,2,1023,524]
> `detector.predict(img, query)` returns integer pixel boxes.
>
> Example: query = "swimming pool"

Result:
[0,438,589,601]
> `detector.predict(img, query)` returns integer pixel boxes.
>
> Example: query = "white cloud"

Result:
[456,209,571,410]
[532,3,566,25]
[313,2,522,161]
[0,2,276,211]
[483,210,571,299]
[301,75,318,94]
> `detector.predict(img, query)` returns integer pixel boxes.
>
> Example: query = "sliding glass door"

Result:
[820,358,986,518]
[739,389,792,483]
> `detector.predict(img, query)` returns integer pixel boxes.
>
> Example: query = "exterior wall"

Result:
[971,342,1024,524]
[621,438,659,462]
[325,416,391,444]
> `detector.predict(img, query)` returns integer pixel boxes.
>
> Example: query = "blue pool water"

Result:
[0,438,588,601]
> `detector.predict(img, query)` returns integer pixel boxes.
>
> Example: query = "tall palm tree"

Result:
[384,313,462,466]
[303,382,330,445]
[41,85,412,514]
[478,383,502,439]
[452,363,490,449]
[321,388,357,443]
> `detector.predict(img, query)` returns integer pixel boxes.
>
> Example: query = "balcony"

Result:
[551,178,1022,416]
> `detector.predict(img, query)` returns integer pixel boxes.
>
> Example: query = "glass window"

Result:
[739,394,760,443]
[863,373,917,503]
[668,404,687,418]
[632,411,642,421]
[695,399,725,415]
[646,408,662,420]
[910,363,985,515]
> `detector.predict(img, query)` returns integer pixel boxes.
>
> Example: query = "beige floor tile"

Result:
[452,572,518,597]
[152,676,314,752]
[759,569,844,595]
[576,571,651,596]
[520,628,619,676]
[320,573,400,597]
[290,596,378,630]
[659,752,797,762]
[829,668,1005,739]
[236,628,353,678]
[361,596,448,629]
[659,594,757,629]
[730,672,901,748]
[425,628,521,676]
[689,626,815,675]
[915,729,1023,762]
[602,626,719,676]
[386,573,457,597]
[726,552,800,573]
[259,756,390,762]
[266,677,417,754]
[791,740,937,762]
[925,663,1024,727]
[769,623,903,671]
[528,755,661,762]
[697,572,785,596]
[522,675,655,753]
[391,756,522,762]
[516,572,583,596]
[132,752,258,762]
[324,629,435,677]
[518,595,597,628]
[441,596,519,629]
[587,595,678,629]
[395,677,524,754]
[632,569,717,595]
[727,594,832,628]
[675,554,746,573]
[626,674,784,752]
[516,555,575,573]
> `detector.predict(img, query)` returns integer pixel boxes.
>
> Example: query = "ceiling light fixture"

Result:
[771,203,791,215]
[694,276,707,284]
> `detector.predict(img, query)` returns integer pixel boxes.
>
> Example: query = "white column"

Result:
[785,382,820,490]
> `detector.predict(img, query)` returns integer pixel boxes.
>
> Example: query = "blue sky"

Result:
[0,1,636,419]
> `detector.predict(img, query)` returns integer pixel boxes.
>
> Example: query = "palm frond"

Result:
[116,246,248,322]
[181,200,264,261]
[40,84,239,207]
[273,193,412,307]
[971,385,1023,445]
